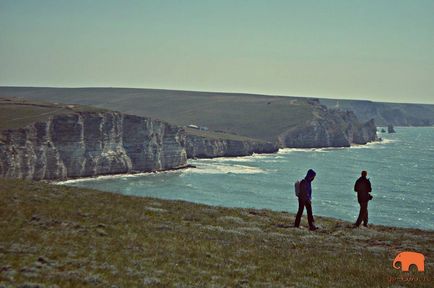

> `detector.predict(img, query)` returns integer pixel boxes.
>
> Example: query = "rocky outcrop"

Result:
[0,112,187,180]
[354,119,378,144]
[277,109,378,148]
[186,134,278,158]
[341,111,378,145]
[387,125,396,133]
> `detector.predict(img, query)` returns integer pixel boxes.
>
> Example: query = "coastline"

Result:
[55,137,386,184]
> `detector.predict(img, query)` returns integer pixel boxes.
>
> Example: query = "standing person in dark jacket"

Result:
[353,170,372,227]
[294,169,318,231]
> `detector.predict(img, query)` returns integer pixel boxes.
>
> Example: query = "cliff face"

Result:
[277,108,378,148]
[0,112,187,180]
[186,134,278,158]
[340,111,378,145]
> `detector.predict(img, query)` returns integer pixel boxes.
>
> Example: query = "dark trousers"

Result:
[355,201,369,226]
[294,198,315,227]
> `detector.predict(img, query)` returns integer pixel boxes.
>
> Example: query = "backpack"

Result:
[294,180,301,197]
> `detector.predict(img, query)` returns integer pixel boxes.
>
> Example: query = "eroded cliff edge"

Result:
[0,112,187,180]
[185,133,278,158]
[277,107,378,148]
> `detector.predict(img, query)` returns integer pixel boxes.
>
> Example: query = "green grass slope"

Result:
[0,179,432,287]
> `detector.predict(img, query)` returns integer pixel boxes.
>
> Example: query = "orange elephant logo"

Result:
[392,252,425,272]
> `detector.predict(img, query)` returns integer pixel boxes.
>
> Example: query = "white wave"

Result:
[350,138,397,149]
[375,138,396,145]
[195,156,256,163]
[186,163,266,175]
[277,147,337,154]
[190,153,276,164]
[276,139,396,153]
[55,169,184,185]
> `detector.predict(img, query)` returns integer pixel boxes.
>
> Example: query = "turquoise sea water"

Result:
[62,127,434,230]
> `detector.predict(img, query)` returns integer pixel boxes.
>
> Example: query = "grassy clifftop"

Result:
[0,97,265,145]
[0,179,432,287]
[0,97,107,132]
[0,87,317,142]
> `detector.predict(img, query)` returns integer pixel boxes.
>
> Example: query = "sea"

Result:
[60,127,434,230]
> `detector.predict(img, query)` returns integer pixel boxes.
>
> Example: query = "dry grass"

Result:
[0,179,433,287]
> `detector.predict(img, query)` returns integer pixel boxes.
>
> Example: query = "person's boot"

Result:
[309,225,318,231]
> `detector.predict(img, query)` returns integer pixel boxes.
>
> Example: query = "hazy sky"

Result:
[1,0,433,103]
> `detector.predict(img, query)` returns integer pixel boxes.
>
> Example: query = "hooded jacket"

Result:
[299,169,316,201]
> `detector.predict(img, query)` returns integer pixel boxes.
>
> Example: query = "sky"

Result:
[0,0,433,104]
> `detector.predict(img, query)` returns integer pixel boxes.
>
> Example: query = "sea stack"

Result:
[387,125,396,133]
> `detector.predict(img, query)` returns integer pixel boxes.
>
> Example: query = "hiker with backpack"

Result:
[353,170,373,228]
[294,169,318,231]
